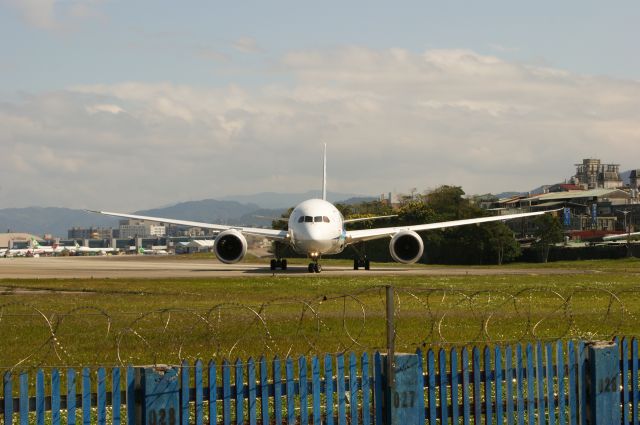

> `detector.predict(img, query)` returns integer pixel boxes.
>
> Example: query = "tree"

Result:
[533,213,563,263]
[484,222,521,265]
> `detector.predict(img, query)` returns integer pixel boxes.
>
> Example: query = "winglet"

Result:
[322,143,327,201]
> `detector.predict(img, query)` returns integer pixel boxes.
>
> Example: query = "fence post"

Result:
[379,353,421,425]
[134,365,180,425]
[583,341,620,425]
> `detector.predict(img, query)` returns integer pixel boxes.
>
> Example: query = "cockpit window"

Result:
[300,215,330,223]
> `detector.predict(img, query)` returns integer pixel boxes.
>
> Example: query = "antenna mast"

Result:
[322,143,327,201]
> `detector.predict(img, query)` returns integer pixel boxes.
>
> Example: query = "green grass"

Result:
[1,258,640,368]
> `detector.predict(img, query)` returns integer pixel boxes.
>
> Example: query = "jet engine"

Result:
[389,230,424,264]
[213,229,247,264]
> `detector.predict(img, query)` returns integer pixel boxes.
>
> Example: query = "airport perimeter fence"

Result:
[0,338,636,425]
[2,284,640,423]
[0,284,639,369]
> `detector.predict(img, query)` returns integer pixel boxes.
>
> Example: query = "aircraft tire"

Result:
[308,263,314,273]
[281,259,287,270]
[364,259,370,270]
[270,259,277,270]
[353,258,359,270]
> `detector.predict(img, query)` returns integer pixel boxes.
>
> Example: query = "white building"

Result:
[118,220,166,238]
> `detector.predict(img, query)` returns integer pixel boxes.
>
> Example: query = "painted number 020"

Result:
[393,391,416,408]
[149,408,177,425]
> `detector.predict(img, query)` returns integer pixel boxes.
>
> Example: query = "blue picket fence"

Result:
[1,338,639,424]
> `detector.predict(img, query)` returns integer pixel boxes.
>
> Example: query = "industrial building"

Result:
[571,158,624,190]
[68,227,113,240]
[487,188,637,240]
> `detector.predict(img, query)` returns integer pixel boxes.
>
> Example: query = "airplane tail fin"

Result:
[322,143,327,201]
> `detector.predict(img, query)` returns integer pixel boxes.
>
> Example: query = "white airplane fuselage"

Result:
[288,199,346,257]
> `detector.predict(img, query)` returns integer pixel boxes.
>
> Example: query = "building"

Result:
[485,188,635,237]
[68,227,113,240]
[0,233,43,249]
[572,159,623,190]
[118,219,166,239]
[630,170,640,191]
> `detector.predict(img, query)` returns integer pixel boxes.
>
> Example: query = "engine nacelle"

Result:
[389,230,424,264]
[214,229,247,264]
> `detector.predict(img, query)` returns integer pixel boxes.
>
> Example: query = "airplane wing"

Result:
[345,210,553,244]
[87,210,290,241]
[602,231,640,241]
[343,214,398,224]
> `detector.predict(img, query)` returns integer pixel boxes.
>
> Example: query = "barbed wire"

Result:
[0,285,638,370]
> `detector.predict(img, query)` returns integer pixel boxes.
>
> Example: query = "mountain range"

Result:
[0,191,375,238]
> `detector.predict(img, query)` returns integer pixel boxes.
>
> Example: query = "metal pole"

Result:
[386,285,395,388]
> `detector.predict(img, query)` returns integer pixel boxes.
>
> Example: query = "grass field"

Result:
[1,257,639,368]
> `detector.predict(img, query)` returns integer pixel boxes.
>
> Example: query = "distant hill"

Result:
[337,196,378,205]
[0,207,118,238]
[0,193,371,238]
[220,191,373,209]
[135,199,262,225]
[493,191,522,199]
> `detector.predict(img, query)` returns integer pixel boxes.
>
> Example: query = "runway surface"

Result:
[0,256,597,279]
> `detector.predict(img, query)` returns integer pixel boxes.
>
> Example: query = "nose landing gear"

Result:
[307,262,322,273]
[307,252,322,273]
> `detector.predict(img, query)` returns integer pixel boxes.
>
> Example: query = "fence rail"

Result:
[1,337,639,424]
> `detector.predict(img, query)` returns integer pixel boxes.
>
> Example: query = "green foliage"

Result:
[271,207,294,231]
[533,213,564,263]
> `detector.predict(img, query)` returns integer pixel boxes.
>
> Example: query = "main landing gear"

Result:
[270,258,288,271]
[353,256,370,270]
[351,243,370,270]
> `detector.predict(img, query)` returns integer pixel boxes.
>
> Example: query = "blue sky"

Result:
[1,1,639,209]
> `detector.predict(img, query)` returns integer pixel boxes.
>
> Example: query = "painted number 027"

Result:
[393,391,416,408]
[149,408,176,425]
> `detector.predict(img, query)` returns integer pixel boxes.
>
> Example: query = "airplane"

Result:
[31,238,54,255]
[90,146,552,273]
[1,237,50,257]
[139,247,169,255]
[73,241,115,255]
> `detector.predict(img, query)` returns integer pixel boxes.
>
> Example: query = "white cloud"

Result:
[232,37,261,53]
[1,47,639,209]
[2,0,105,31]
[86,104,125,115]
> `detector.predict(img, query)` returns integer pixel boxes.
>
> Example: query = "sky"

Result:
[0,1,639,210]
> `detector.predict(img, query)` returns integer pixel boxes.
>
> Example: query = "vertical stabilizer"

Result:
[322,143,327,201]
